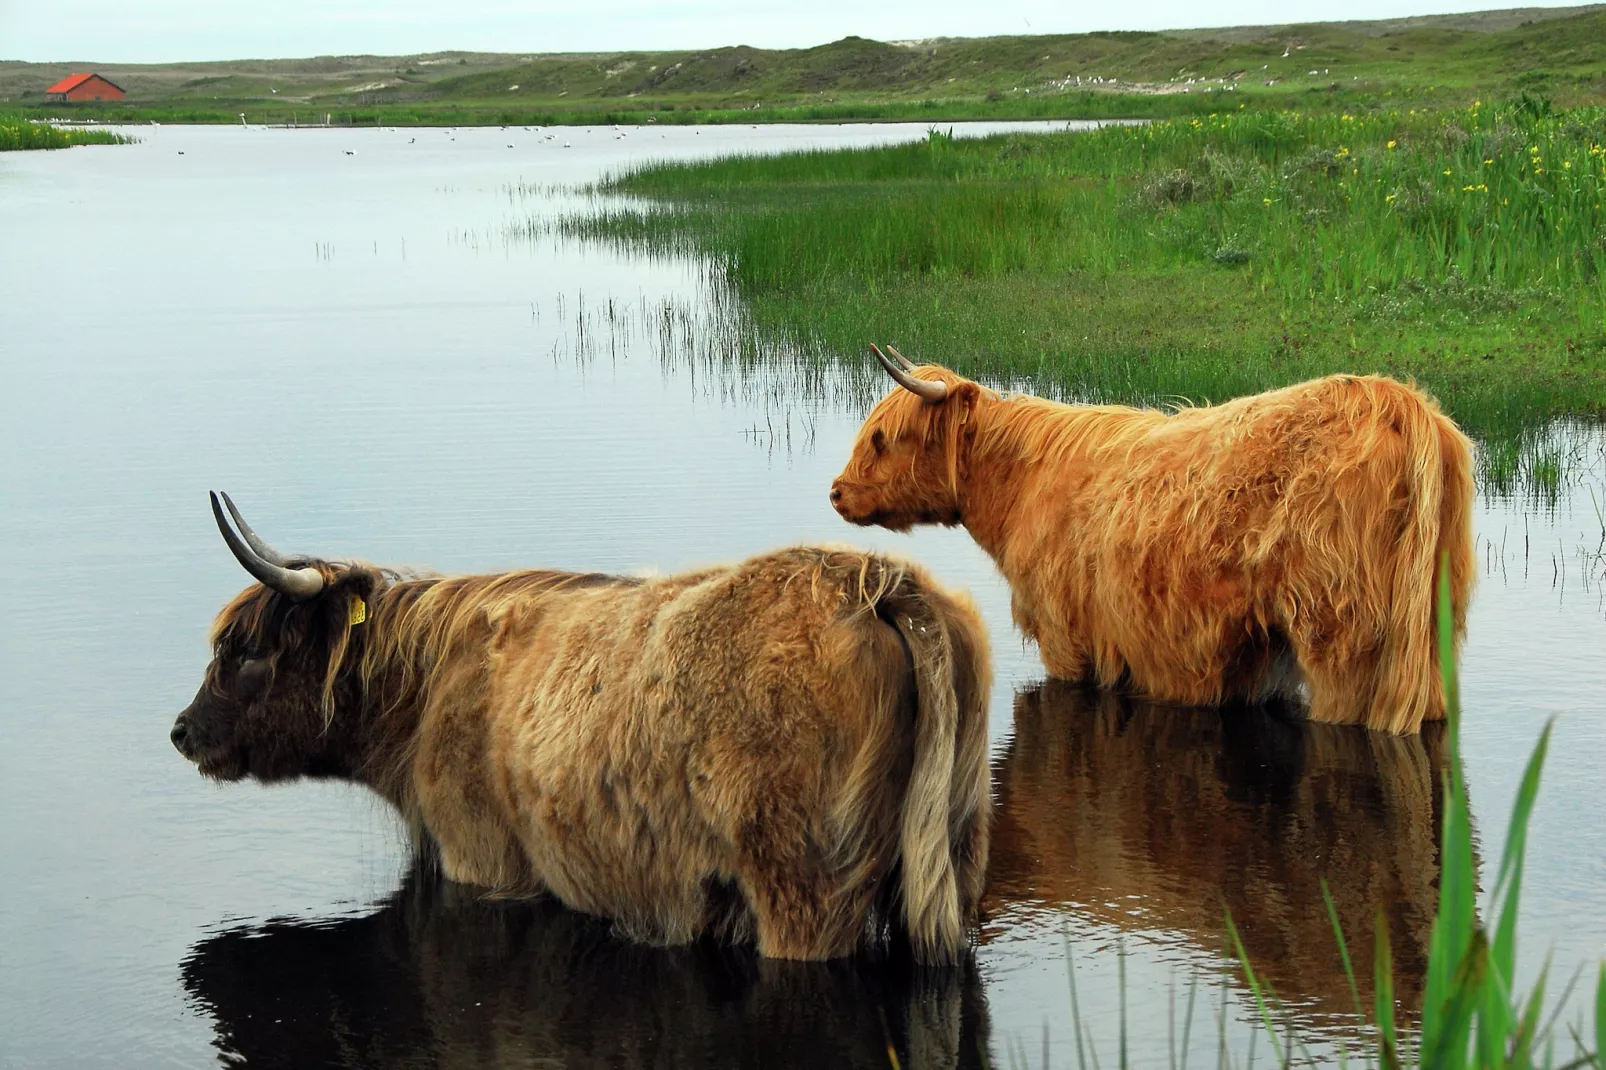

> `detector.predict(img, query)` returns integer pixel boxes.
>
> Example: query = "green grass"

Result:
[0,113,129,150]
[563,100,1606,459]
[6,6,1605,127]
[7,91,1230,130]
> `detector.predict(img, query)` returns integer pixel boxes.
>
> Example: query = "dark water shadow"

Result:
[985,680,1456,1022]
[181,870,991,1070]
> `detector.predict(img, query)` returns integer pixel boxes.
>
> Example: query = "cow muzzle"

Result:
[170,713,195,759]
[828,480,860,523]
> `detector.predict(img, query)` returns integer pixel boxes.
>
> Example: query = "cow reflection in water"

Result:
[985,681,1454,1017]
[181,869,990,1070]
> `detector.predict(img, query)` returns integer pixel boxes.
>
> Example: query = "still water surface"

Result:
[1,123,1603,1068]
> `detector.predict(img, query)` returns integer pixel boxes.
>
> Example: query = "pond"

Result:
[1,122,1603,1069]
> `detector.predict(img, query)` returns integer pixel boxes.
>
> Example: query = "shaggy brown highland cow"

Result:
[830,347,1475,734]
[172,493,992,962]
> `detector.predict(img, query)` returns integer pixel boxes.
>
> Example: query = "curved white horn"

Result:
[210,492,326,601]
[871,343,947,403]
[883,344,915,371]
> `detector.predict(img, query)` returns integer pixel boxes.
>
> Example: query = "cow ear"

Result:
[951,382,983,420]
[328,566,381,601]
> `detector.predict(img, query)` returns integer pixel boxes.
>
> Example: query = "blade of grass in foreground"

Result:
[1477,719,1553,1067]
[1374,916,1402,1070]
[1066,929,1089,1070]
[1595,962,1604,1068]
[1225,909,1285,1067]
[1323,879,1375,1070]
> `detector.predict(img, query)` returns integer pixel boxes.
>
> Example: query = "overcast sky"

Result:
[0,0,1594,63]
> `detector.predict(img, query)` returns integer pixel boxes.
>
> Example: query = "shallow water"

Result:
[1,122,1603,1069]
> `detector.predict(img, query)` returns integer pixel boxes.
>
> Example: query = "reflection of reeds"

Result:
[181,868,992,1069]
[985,682,1450,1021]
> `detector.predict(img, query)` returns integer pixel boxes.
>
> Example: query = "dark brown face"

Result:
[170,588,357,783]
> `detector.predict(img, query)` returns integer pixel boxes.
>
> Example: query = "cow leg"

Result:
[952,807,988,922]
[1295,645,1376,726]
[742,868,866,960]
[1038,633,1095,682]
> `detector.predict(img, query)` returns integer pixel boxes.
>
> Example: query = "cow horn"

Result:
[210,492,326,601]
[871,343,948,403]
[219,490,295,567]
[883,344,915,371]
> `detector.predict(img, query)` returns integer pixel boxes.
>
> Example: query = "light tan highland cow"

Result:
[831,347,1474,734]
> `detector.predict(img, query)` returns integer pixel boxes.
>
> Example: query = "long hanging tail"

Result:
[879,575,992,964]
[1369,390,1475,734]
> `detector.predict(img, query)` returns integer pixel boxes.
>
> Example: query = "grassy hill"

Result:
[5,4,1605,125]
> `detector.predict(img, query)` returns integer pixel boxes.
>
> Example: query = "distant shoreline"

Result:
[4,5,1602,127]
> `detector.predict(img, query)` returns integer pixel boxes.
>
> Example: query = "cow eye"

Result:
[237,657,271,694]
[871,430,887,455]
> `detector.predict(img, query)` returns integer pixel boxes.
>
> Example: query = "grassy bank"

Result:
[5,6,1603,128]
[0,113,129,150]
[8,90,1229,130]
[565,100,1606,453]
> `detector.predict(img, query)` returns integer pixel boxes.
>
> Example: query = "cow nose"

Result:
[170,718,190,754]
[829,485,843,505]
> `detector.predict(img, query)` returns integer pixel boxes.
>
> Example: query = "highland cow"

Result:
[171,492,992,962]
[829,347,1474,734]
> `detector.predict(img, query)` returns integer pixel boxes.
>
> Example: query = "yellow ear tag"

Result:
[347,595,367,626]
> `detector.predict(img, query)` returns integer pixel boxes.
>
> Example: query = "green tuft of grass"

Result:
[0,114,129,151]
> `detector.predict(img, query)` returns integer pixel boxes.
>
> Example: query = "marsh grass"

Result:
[0,115,129,151]
[564,102,1606,481]
[588,103,1606,324]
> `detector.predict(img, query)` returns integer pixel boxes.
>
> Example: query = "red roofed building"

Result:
[44,73,125,103]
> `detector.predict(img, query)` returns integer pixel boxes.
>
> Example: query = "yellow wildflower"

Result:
[1387,140,1397,149]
